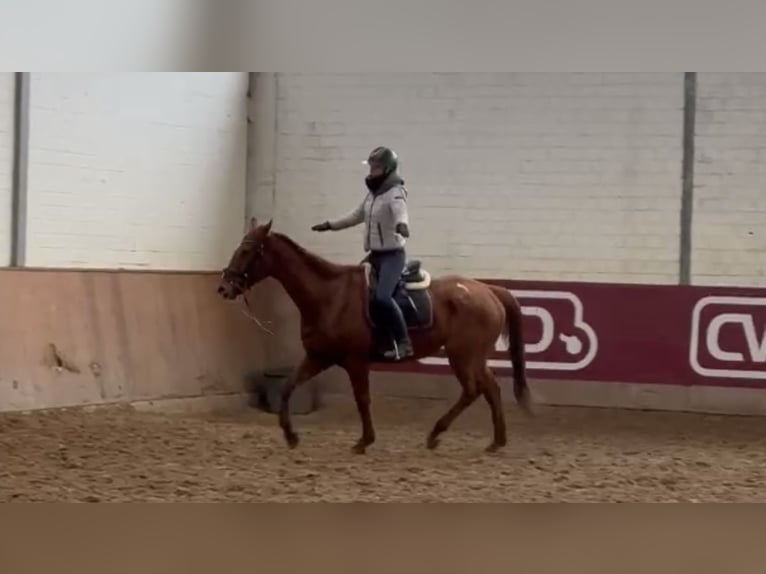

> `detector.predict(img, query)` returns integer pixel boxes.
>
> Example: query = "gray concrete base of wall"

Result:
[125,380,766,419]
[321,370,766,418]
[2,392,253,418]
[8,377,766,421]
[125,392,253,416]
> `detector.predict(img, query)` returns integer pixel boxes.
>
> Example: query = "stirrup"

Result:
[384,340,413,361]
[382,345,399,360]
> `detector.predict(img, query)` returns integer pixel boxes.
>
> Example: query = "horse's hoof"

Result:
[521,402,534,417]
[284,430,299,449]
[516,389,534,417]
[351,443,367,455]
[485,441,506,453]
[426,436,440,450]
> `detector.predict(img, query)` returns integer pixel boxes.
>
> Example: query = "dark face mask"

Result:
[365,172,387,193]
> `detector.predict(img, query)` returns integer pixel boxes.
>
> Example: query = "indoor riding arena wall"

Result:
[0,73,275,414]
[248,73,766,417]
[1,73,766,419]
[0,269,273,412]
[0,73,13,268]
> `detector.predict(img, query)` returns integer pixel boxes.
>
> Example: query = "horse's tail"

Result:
[489,285,532,415]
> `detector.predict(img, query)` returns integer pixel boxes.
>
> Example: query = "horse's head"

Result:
[217,217,274,300]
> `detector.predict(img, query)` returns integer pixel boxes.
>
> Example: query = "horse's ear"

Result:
[249,216,258,231]
[263,219,273,234]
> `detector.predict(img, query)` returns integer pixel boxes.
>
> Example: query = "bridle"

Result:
[221,238,263,290]
[221,238,274,336]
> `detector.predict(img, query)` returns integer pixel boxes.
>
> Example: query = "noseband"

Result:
[221,238,274,335]
[220,268,250,293]
[221,238,265,294]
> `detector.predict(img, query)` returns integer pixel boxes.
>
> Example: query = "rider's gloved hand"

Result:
[311,221,332,232]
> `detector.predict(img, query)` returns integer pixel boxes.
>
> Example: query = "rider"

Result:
[311,146,414,361]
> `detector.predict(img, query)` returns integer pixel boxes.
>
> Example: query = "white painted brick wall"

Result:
[267,73,685,284]
[693,73,766,287]
[26,73,248,270]
[0,74,13,267]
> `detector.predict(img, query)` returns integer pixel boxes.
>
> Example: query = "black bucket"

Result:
[244,368,322,415]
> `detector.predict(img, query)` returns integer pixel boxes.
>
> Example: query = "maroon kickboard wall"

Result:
[375,279,766,390]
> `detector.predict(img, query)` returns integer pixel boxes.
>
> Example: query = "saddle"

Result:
[362,259,434,336]
[399,260,431,290]
[362,259,432,292]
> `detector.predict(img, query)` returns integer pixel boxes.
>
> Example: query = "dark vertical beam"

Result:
[679,72,697,285]
[271,73,279,217]
[244,72,255,230]
[245,73,280,229]
[11,72,30,268]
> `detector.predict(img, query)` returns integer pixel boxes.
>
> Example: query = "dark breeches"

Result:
[366,248,408,342]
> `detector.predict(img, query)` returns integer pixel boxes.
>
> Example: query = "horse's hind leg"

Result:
[426,354,479,450]
[479,366,507,452]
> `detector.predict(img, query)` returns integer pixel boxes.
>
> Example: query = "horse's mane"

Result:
[270,232,358,279]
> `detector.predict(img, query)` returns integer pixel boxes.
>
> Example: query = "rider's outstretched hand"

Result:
[311,222,331,232]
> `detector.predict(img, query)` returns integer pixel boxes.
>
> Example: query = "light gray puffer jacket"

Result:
[329,174,409,252]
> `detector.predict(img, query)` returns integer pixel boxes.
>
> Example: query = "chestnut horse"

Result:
[218,218,531,454]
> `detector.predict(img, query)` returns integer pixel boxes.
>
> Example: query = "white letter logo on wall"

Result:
[690,296,766,380]
[419,290,599,372]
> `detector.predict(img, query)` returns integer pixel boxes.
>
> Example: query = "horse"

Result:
[217,218,531,454]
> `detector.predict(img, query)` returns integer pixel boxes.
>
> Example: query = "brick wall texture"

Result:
[263,72,766,287]
[269,73,687,284]
[25,73,248,270]
[694,73,766,287]
[0,72,764,287]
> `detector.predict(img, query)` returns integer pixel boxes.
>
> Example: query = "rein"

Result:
[223,237,275,336]
[240,291,274,336]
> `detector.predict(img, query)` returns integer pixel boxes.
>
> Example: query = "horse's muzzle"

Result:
[217,279,239,300]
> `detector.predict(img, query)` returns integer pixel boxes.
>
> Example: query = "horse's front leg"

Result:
[279,354,331,448]
[341,358,375,454]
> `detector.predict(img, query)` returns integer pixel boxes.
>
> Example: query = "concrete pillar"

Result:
[245,73,279,230]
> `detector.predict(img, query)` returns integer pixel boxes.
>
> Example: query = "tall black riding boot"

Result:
[381,301,414,361]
